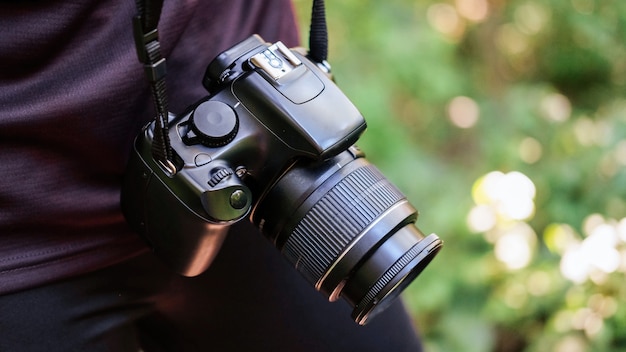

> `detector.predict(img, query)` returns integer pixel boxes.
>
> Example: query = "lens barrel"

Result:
[254,149,442,325]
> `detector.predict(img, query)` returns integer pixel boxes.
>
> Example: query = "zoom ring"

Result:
[282,165,405,286]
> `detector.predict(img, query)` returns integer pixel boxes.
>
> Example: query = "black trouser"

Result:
[0,222,423,352]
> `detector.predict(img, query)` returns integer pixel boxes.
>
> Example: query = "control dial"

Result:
[190,101,239,147]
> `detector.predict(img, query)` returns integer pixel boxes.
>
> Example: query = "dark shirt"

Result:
[0,0,299,294]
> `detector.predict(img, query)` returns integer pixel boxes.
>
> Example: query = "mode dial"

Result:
[190,101,239,147]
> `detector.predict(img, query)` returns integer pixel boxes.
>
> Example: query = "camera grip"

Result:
[121,136,229,276]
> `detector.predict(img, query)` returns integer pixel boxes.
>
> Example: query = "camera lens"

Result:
[253,149,442,325]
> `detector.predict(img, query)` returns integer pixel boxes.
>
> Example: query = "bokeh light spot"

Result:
[519,137,542,164]
[540,93,571,122]
[471,171,536,221]
[495,223,536,270]
[560,243,588,283]
[588,294,618,319]
[582,213,605,237]
[514,2,551,35]
[455,0,489,22]
[543,223,578,254]
[427,3,465,40]
[496,24,529,56]
[503,282,528,308]
[467,204,497,233]
[555,335,587,352]
[447,96,479,128]
[527,270,552,296]
[560,219,622,283]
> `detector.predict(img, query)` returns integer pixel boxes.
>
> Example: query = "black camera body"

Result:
[122,35,442,325]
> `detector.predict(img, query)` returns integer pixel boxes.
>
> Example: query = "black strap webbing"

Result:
[133,0,175,174]
[309,0,328,64]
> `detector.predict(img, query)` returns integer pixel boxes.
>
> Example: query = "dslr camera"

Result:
[122,35,442,325]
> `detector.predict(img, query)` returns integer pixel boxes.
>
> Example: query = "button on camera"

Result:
[189,101,239,147]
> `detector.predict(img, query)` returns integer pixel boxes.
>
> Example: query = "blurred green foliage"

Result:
[294,0,626,351]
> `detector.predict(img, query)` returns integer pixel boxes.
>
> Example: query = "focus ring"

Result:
[358,240,424,312]
[282,165,404,286]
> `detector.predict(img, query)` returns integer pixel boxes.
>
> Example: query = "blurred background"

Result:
[293,1,626,351]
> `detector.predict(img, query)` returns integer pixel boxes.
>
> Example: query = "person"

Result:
[0,0,424,351]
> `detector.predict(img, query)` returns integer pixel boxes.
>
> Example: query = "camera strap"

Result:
[308,0,328,64]
[132,0,176,175]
